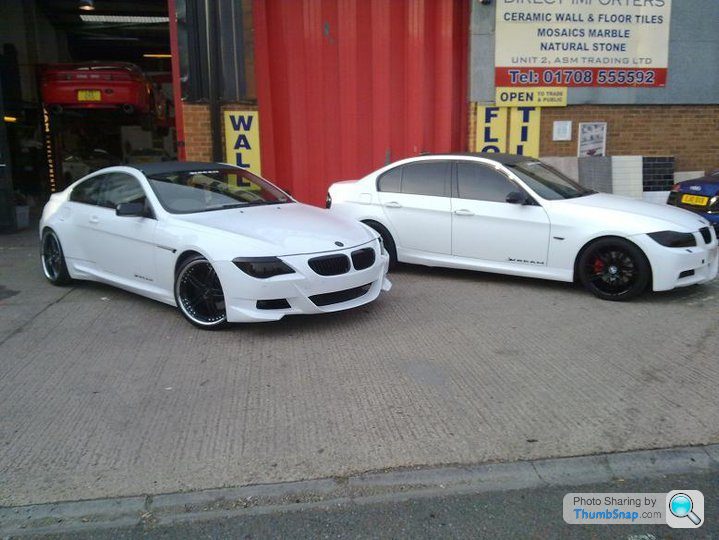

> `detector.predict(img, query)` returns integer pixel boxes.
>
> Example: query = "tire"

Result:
[41,229,72,286]
[363,220,398,270]
[174,254,228,329]
[577,238,650,301]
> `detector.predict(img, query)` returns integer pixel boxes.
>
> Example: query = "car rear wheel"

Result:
[41,229,72,285]
[362,220,397,270]
[175,255,228,329]
[578,238,650,301]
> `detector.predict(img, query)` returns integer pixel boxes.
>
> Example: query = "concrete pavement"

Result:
[1,227,718,507]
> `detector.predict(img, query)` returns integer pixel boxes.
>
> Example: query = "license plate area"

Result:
[681,194,709,206]
[77,90,102,101]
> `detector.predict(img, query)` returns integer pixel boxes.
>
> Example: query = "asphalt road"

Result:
[9,462,718,539]
[1,227,718,508]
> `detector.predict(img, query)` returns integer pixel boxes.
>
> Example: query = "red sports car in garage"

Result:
[41,62,161,116]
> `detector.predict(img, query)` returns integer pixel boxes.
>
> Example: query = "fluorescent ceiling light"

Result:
[80,14,169,24]
[79,0,95,11]
[4,116,18,123]
[143,53,172,58]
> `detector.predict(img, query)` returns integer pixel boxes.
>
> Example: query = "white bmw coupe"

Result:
[328,153,718,300]
[40,162,391,328]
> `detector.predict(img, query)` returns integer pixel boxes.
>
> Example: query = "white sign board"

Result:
[495,0,672,88]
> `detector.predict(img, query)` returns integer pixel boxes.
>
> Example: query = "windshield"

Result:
[147,168,292,214]
[508,161,595,200]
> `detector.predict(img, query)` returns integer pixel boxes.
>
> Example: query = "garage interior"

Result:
[0,0,175,229]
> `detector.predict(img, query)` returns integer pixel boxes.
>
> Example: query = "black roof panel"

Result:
[129,161,243,176]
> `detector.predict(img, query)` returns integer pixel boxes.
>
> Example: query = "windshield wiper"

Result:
[244,200,291,207]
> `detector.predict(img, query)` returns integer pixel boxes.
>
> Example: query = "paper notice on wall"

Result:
[578,122,607,157]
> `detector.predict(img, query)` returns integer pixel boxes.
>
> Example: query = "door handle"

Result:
[384,201,402,208]
[454,209,474,216]
[89,216,100,224]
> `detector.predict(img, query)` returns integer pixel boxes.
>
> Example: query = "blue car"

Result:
[668,170,719,234]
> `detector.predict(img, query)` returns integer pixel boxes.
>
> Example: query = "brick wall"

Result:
[540,105,719,174]
[182,103,212,162]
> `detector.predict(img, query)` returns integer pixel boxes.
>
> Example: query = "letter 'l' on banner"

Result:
[475,104,507,153]
[223,110,262,175]
[509,106,541,158]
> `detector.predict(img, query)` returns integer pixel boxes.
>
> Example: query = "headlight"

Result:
[647,231,697,248]
[233,257,295,278]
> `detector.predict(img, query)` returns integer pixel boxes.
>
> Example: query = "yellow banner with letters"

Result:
[496,87,567,108]
[508,106,541,158]
[223,110,262,175]
[475,104,508,153]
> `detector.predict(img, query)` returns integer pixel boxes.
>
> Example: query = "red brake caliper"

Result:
[593,257,605,274]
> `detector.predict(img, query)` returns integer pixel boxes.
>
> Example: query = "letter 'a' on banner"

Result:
[475,104,507,153]
[509,106,541,158]
[223,110,262,175]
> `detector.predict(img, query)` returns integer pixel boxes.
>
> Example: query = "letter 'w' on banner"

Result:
[475,105,507,153]
[509,106,541,158]
[223,111,262,175]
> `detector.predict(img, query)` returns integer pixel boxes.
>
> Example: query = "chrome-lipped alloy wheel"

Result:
[176,258,227,327]
[42,232,62,281]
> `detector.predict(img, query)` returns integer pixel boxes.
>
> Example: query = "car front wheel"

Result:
[174,255,228,329]
[577,238,650,301]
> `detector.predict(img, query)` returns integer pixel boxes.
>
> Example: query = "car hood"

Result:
[677,177,719,197]
[174,202,376,255]
[552,193,708,231]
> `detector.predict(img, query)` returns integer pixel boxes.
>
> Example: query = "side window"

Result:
[400,161,449,197]
[377,167,401,193]
[100,173,147,209]
[456,163,517,203]
[69,175,106,205]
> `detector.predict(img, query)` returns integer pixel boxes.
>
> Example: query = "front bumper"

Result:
[632,229,719,291]
[215,240,391,323]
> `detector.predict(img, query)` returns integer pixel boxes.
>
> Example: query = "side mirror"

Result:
[506,191,527,205]
[116,202,146,217]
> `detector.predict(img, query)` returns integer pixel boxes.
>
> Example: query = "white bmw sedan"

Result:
[40,162,391,328]
[328,154,718,301]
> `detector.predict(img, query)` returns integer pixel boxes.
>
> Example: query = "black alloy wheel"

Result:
[175,255,228,329]
[41,229,72,285]
[578,238,650,301]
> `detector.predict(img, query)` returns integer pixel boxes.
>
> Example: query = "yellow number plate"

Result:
[681,194,709,206]
[77,90,102,102]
